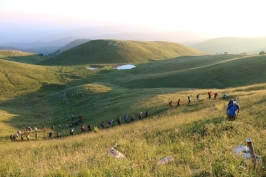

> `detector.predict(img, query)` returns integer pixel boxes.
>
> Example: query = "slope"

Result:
[1,53,266,140]
[1,51,266,176]
[1,83,266,176]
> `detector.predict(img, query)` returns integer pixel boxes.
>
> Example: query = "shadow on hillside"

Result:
[38,45,137,66]
[0,79,181,136]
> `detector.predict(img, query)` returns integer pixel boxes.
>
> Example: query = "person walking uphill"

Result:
[208,91,212,99]
[168,100,173,107]
[188,95,192,104]
[88,124,92,132]
[109,120,113,127]
[177,99,181,106]
[123,115,128,123]
[145,111,148,118]
[138,112,142,120]
[81,125,85,133]
[227,100,240,120]
[223,93,227,99]
[101,121,105,129]
[214,93,218,99]
[117,117,121,125]
[196,94,200,101]
[131,115,135,122]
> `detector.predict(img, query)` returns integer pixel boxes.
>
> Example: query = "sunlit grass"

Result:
[1,49,266,176]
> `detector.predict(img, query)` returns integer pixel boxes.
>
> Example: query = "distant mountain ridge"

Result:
[59,39,90,51]
[2,36,80,55]
[192,37,266,54]
[0,29,212,55]
[38,26,213,43]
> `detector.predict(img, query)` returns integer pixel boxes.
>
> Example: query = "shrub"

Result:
[259,51,265,55]
[93,126,99,133]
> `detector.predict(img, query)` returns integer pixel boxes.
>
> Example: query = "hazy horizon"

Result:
[1,0,266,44]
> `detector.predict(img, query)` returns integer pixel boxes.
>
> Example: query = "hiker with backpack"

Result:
[227,100,240,120]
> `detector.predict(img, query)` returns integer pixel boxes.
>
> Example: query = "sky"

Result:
[1,0,266,43]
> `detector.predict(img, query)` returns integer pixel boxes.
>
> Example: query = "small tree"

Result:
[259,51,265,55]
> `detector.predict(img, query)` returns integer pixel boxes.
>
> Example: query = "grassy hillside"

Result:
[0,50,47,64]
[1,84,266,176]
[1,49,266,176]
[45,39,206,65]
[192,37,266,54]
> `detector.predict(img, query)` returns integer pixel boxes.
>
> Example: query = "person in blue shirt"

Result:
[123,115,128,123]
[227,101,240,120]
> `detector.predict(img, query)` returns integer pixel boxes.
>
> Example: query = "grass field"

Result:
[0,50,47,64]
[0,44,266,176]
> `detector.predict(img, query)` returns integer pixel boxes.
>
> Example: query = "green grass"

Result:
[0,46,266,176]
[0,50,47,64]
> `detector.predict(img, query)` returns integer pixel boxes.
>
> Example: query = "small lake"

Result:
[88,65,104,70]
[88,67,99,70]
[116,64,136,70]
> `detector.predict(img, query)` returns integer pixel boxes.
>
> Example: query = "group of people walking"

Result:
[10,91,240,141]
[101,111,149,129]
[168,91,240,120]
[169,91,228,107]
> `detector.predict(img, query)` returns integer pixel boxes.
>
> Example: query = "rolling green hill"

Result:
[45,39,207,65]
[1,48,266,176]
[0,50,47,64]
[192,37,266,54]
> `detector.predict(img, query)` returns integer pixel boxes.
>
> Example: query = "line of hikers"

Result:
[100,111,149,129]
[168,92,240,120]
[10,91,238,141]
[10,110,149,141]
[168,91,227,107]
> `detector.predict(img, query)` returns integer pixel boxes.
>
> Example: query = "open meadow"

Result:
[0,41,266,176]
